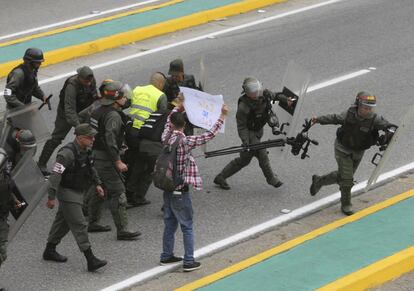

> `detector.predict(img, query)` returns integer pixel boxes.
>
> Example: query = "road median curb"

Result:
[0,0,284,78]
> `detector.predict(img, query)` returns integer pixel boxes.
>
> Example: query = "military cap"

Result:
[77,66,94,80]
[74,123,97,137]
[168,59,184,74]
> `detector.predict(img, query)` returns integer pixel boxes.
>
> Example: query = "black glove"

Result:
[263,89,273,101]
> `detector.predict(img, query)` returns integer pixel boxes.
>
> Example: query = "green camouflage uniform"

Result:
[46,141,101,252]
[38,75,97,168]
[217,91,288,186]
[313,106,392,212]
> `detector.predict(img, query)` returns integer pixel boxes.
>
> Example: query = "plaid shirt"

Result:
[161,108,224,191]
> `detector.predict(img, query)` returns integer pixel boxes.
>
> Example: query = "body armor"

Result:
[6,64,38,104]
[59,75,96,112]
[90,106,124,151]
[239,95,271,131]
[59,143,93,191]
[337,107,378,150]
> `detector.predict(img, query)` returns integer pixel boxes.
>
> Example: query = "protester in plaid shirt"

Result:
[159,94,229,272]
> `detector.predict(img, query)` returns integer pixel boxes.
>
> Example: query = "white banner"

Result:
[180,87,225,133]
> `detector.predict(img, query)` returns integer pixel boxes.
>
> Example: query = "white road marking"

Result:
[1,0,347,95]
[0,0,162,41]
[102,162,414,291]
[307,69,372,92]
[2,1,403,290]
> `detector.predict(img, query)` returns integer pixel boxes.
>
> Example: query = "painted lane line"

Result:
[307,69,371,92]
[1,0,347,93]
[101,66,372,290]
[102,160,414,291]
[0,0,162,41]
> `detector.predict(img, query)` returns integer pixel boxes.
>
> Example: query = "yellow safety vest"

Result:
[129,85,163,129]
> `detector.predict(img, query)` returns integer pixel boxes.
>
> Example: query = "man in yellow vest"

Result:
[126,72,168,207]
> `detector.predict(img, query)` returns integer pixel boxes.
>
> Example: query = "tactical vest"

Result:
[138,111,169,142]
[129,85,163,129]
[238,95,271,131]
[59,75,96,112]
[6,64,38,104]
[336,107,378,150]
[90,105,124,151]
[59,143,93,191]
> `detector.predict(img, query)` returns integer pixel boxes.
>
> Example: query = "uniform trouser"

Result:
[317,148,364,207]
[219,148,279,184]
[47,201,91,252]
[0,215,9,268]
[88,159,128,232]
[126,152,157,203]
[38,113,72,167]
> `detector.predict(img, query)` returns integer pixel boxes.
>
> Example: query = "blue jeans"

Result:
[160,190,194,264]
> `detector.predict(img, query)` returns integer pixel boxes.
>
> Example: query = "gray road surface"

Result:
[1,0,414,290]
[0,0,166,39]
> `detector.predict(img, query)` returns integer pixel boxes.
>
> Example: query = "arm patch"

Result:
[52,162,66,174]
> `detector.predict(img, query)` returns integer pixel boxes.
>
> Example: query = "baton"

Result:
[38,94,53,110]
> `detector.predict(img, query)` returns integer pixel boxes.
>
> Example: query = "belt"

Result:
[173,185,189,194]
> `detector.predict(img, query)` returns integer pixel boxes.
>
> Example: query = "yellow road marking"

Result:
[175,188,414,290]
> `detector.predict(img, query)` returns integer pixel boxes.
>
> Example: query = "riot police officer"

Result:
[4,48,48,109]
[87,81,140,240]
[0,128,35,276]
[163,59,201,135]
[309,92,394,215]
[43,124,107,272]
[214,77,291,190]
[38,66,98,175]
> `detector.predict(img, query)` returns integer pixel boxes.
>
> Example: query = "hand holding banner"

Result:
[180,87,225,133]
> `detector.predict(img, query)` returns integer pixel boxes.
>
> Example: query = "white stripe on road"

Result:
[102,161,414,291]
[1,0,389,290]
[307,69,371,92]
[0,0,348,94]
[0,0,162,41]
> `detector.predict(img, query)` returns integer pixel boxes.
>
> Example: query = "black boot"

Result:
[84,247,107,272]
[43,243,68,262]
[213,174,230,190]
[117,230,141,241]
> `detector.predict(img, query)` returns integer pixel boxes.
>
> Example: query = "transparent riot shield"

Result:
[365,104,414,191]
[6,102,51,143]
[8,150,48,241]
[195,58,208,153]
[273,61,311,143]
[199,58,206,92]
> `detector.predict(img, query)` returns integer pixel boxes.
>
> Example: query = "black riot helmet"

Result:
[23,48,45,63]
[242,77,263,99]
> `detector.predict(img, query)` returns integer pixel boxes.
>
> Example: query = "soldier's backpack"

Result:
[153,135,184,192]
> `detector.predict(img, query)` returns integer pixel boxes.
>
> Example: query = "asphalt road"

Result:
[1,0,414,290]
[0,0,166,40]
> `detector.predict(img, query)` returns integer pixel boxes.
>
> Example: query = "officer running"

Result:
[38,66,98,175]
[4,48,48,109]
[43,124,107,271]
[309,92,394,215]
[87,81,140,240]
[214,77,291,190]
[125,72,168,207]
